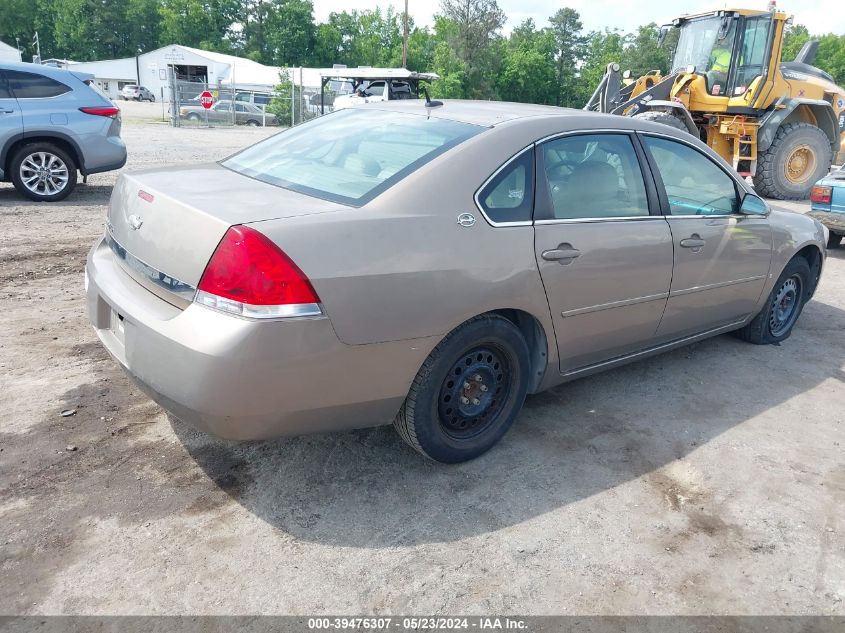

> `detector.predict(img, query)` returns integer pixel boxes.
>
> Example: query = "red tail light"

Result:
[195,225,321,318]
[810,185,832,205]
[79,106,120,118]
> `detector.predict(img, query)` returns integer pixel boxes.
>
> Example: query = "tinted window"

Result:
[8,71,71,98]
[477,149,534,224]
[223,108,483,205]
[643,136,738,215]
[235,103,247,112]
[0,72,11,99]
[541,134,649,219]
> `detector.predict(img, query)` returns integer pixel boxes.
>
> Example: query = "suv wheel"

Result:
[10,143,78,202]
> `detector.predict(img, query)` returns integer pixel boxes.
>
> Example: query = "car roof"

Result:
[361,99,640,128]
[0,59,93,83]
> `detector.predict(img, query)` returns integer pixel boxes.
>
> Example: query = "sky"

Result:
[311,0,845,36]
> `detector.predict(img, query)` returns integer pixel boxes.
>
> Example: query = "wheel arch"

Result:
[3,134,83,177]
[486,308,550,394]
[759,98,839,153]
[793,243,824,297]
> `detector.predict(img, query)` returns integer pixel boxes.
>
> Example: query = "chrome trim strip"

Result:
[670,275,767,297]
[535,215,660,225]
[562,318,747,378]
[561,292,669,317]
[534,128,637,145]
[473,145,535,228]
[105,232,197,301]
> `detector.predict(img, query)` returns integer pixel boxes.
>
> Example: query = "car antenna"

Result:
[423,88,443,109]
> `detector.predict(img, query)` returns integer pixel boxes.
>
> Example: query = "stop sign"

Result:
[199,90,214,109]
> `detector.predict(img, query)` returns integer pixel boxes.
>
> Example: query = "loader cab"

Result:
[670,11,776,102]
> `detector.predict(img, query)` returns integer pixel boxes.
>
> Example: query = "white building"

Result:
[67,44,283,100]
[0,41,22,62]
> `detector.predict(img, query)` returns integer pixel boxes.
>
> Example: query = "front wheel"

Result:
[734,257,812,345]
[10,143,77,202]
[245,119,259,127]
[753,122,832,200]
[393,314,530,463]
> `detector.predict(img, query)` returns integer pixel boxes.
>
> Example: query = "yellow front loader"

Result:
[584,6,845,199]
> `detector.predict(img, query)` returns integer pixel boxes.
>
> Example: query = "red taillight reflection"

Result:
[79,106,120,118]
[810,185,832,205]
[197,225,320,307]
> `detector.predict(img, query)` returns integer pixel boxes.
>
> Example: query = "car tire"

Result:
[733,256,812,345]
[150,96,155,102]
[393,314,530,463]
[246,119,259,127]
[187,113,201,122]
[828,233,842,249]
[753,123,832,200]
[10,142,77,202]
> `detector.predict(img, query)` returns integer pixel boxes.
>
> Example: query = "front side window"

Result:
[477,149,534,224]
[540,134,650,220]
[7,71,71,98]
[367,82,385,97]
[222,108,483,205]
[643,136,738,215]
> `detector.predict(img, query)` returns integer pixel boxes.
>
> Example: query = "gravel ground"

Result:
[1,123,844,615]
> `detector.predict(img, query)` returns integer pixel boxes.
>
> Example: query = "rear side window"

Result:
[540,133,650,219]
[0,72,11,99]
[7,71,71,98]
[222,108,483,205]
[643,136,738,215]
[477,149,534,224]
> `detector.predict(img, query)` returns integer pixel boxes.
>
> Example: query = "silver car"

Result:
[1,61,127,201]
[86,101,827,463]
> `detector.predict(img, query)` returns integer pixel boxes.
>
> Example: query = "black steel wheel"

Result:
[734,256,812,345]
[394,314,531,463]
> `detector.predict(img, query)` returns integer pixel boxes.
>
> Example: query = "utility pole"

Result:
[402,0,409,68]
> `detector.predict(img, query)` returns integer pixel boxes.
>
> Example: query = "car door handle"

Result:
[542,245,581,262]
[0,109,14,114]
[680,235,706,249]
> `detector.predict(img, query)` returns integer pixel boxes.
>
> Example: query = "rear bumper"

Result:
[808,210,845,235]
[85,237,432,440]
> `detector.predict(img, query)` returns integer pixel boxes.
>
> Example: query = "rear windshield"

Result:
[221,108,484,205]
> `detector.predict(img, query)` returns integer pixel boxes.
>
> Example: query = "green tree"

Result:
[621,23,670,76]
[159,0,240,51]
[265,0,315,66]
[549,7,586,107]
[438,0,505,98]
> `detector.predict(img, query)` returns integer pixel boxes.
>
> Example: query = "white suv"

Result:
[120,85,155,102]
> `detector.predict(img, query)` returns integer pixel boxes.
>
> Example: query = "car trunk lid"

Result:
[107,163,345,303]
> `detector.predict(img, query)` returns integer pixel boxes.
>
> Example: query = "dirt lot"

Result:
[1,122,844,616]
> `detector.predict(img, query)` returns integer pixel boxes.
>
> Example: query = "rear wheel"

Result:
[828,233,842,249]
[186,113,201,122]
[245,119,259,127]
[10,143,77,202]
[393,314,530,463]
[733,257,811,345]
[632,111,689,133]
[753,122,832,200]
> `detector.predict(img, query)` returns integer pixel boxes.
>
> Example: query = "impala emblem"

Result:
[128,214,143,230]
[457,212,476,228]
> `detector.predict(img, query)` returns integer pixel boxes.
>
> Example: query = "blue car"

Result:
[809,165,845,249]
[1,61,127,202]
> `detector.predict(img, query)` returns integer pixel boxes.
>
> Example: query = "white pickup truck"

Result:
[332,80,419,110]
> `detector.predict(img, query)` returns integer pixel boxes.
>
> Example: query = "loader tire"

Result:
[632,111,689,133]
[753,122,832,200]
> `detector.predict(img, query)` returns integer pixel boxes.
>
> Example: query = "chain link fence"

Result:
[166,68,336,129]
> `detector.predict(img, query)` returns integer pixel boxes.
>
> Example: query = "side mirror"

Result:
[657,25,670,48]
[739,193,769,215]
